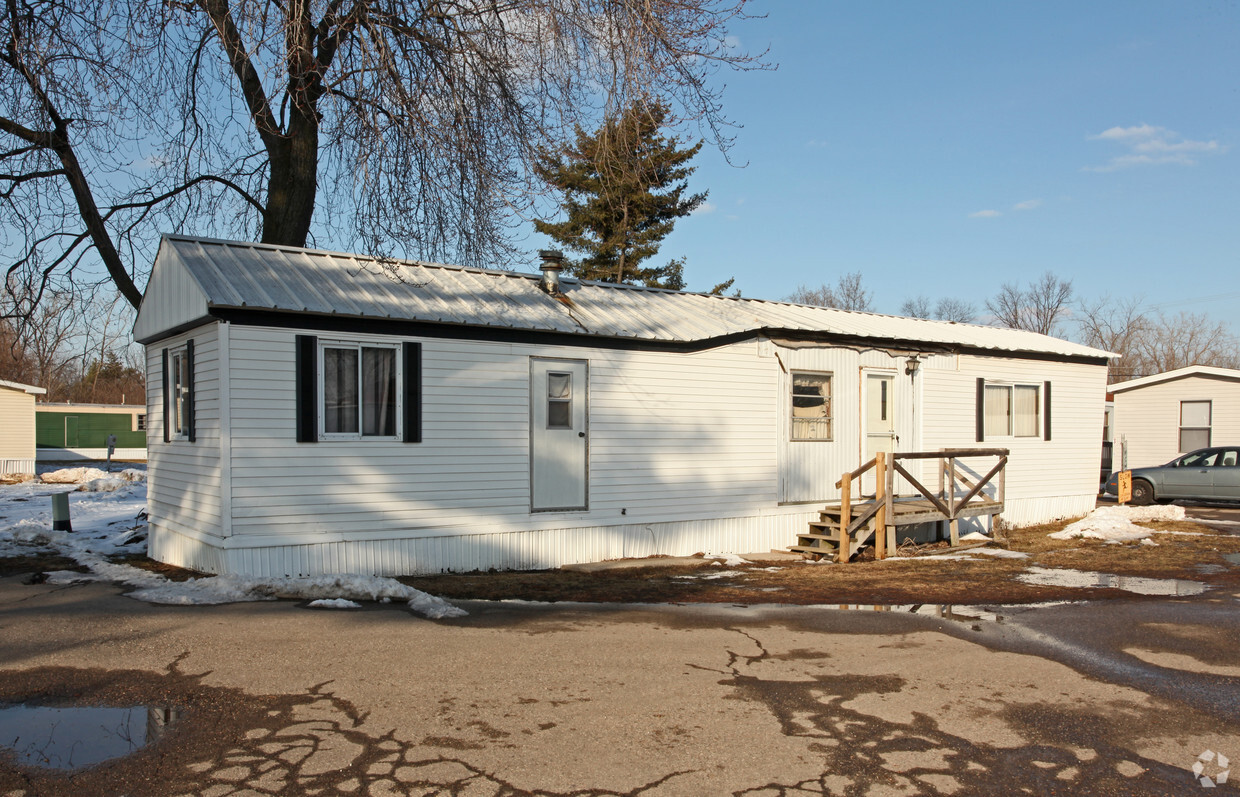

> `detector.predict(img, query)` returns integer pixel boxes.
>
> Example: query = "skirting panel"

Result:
[148,511,819,577]
[0,458,35,477]
[999,493,1097,527]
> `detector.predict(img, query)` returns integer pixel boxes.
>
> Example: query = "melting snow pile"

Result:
[1,467,466,620]
[124,573,466,619]
[39,466,147,493]
[1049,504,1188,542]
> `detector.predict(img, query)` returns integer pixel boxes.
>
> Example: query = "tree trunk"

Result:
[261,110,319,246]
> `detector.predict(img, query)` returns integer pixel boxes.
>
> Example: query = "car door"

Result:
[1161,449,1217,499]
[1212,448,1240,500]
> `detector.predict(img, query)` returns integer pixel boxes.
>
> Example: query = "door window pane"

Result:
[547,372,572,429]
[791,373,832,440]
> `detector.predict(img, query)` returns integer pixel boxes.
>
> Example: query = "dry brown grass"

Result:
[403,517,1240,606]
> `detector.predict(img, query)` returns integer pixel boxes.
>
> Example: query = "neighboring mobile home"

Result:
[1109,365,1240,471]
[0,380,46,478]
[35,404,148,461]
[135,237,1111,577]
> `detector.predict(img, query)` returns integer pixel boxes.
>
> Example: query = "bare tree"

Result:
[1076,294,1149,381]
[788,271,873,312]
[900,295,932,319]
[986,272,1073,335]
[2,0,767,315]
[1137,311,1240,376]
[0,283,81,398]
[934,297,977,324]
[901,295,976,323]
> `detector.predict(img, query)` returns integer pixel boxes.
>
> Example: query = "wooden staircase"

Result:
[790,448,1009,563]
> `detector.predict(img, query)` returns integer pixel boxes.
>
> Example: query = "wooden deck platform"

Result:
[789,448,1009,562]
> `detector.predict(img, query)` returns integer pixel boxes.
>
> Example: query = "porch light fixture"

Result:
[905,356,920,376]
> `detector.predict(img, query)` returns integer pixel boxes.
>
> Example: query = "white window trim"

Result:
[169,347,190,441]
[317,339,403,442]
[790,370,833,442]
[984,381,1041,439]
[1179,400,1211,452]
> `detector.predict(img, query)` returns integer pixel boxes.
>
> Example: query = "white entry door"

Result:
[530,358,589,511]
[865,372,897,461]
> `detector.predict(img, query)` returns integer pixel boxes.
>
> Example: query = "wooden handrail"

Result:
[831,448,1009,561]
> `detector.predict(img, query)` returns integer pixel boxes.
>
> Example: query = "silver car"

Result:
[1105,447,1240,505]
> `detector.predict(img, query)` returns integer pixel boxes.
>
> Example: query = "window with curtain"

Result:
[321,342,400,439]
[985,382,1040,438]
[791,372,832,440]
[171,349,191,438]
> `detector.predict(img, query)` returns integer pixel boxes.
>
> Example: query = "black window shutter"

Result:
[185,340,196,442]
[1043,381,1052,441]
[975,378,985,443]
[295,335,318,442]
[162,348,171,443]
[403,342,422,443]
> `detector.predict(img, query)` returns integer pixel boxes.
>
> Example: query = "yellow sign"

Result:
[1117,471,1132,504]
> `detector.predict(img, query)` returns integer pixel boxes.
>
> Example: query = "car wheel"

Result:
[1130,479,1154,506]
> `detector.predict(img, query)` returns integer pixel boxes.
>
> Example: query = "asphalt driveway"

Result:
[2,576,1238,795]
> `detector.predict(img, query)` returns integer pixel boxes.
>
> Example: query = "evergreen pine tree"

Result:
[534,101,707,288]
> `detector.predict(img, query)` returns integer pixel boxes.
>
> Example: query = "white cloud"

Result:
[1013,199,1042,211]
[969,209,1001,218]
[1086,124,1224,171]
[692,201,717,215]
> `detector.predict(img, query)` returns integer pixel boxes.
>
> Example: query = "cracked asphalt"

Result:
[1,576,1238,796]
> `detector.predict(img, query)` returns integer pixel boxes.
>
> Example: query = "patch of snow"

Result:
[126,573,467,619]
[959,532,991,542]
[307,598,362,609]
[1,465,465,620]
[1049,504,1189,542]
[970,548,1030,559]
[1140,538,1159,547]
[705,552,749,567]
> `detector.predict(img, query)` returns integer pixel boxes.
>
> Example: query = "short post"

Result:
[51,492,72,532]
[106,433,117,473]
[874,452,887,560]
[838,477,851,564]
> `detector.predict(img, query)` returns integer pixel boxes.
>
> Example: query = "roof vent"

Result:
[538,250,565,295]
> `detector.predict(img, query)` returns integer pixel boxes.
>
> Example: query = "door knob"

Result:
[578,432,585,438]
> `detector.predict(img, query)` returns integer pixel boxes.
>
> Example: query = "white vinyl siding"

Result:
[0,387,37,475]
[219,326,778,544]
[146,326,223,541]
[1112,374,1240,469]
[923,356,1105,526]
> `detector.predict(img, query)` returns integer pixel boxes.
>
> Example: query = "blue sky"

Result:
[531,2,1239,322]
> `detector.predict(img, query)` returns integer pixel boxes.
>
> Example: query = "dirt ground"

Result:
[398,515,1240,606]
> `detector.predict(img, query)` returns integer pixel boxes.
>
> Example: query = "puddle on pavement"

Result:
[0,704,178,770]
[1016,566,1207,596]
[810,602,1053,625]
